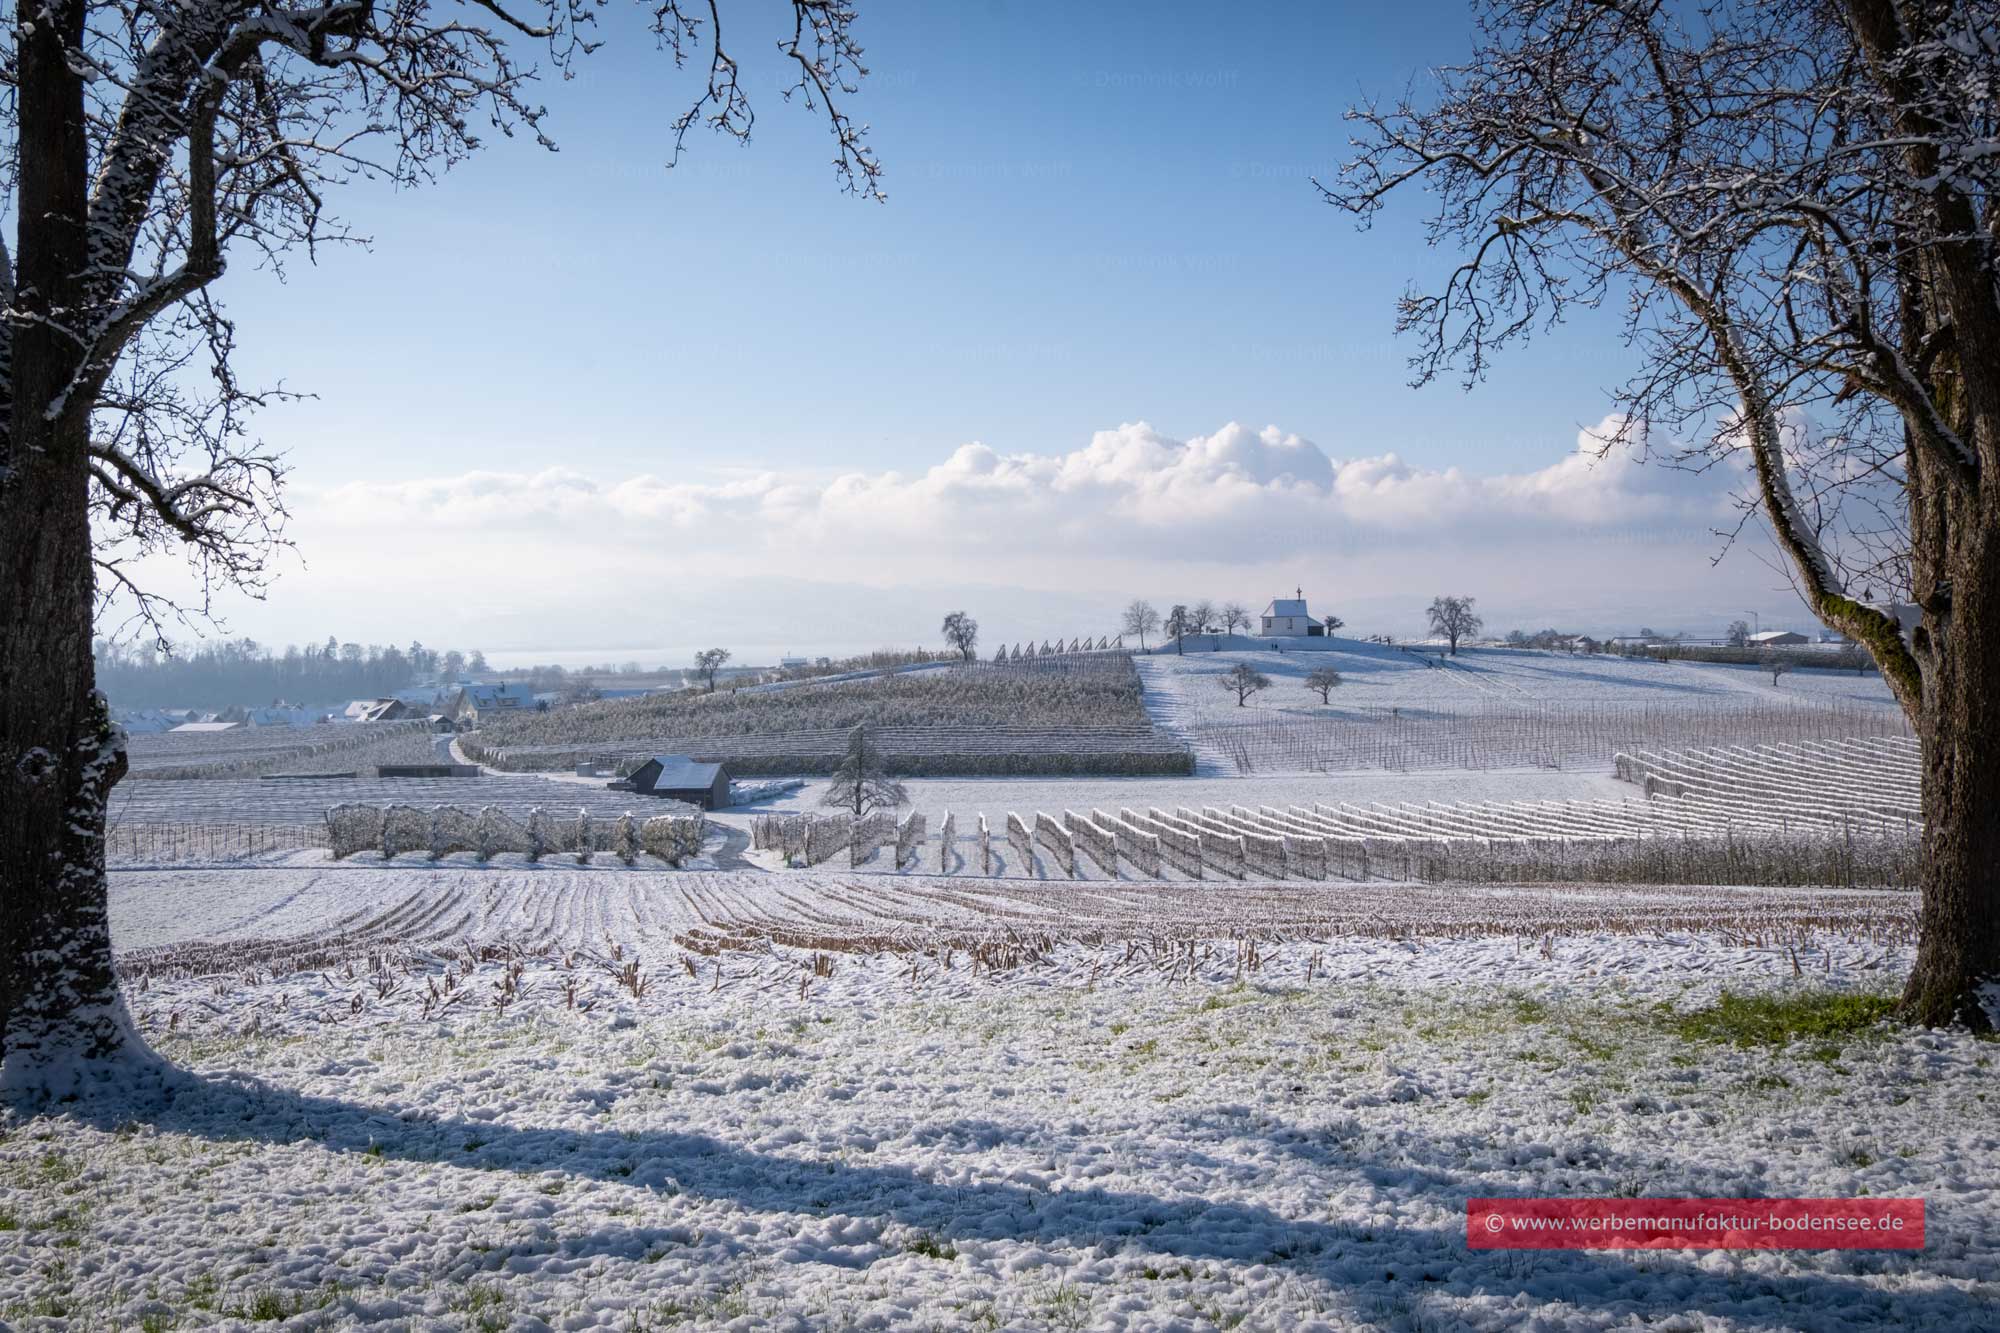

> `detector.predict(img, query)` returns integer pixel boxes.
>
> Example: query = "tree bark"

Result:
[1901,448,2000,1028]
[0,0,146,1095]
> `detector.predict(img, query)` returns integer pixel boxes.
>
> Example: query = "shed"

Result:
[612,755,729,809]
[1746,630,1809,647]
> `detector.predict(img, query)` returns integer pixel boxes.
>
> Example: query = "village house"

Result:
[444,682,539,725]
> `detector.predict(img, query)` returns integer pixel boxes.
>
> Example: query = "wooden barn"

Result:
[611,755,729,809]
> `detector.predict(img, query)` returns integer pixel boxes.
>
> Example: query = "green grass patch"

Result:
[1670,990,1897,1049]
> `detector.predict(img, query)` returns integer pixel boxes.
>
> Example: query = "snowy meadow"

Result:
[6,646,1984,1331]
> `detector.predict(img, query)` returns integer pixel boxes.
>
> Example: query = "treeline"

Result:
[94,638,490,710]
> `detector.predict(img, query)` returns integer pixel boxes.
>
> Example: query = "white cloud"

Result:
[128,417,1804,656]
[311,417,1740,555]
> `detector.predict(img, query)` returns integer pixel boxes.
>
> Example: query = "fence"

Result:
[107,822,329,863]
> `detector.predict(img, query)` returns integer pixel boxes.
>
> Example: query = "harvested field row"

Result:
[109,868,1919,976]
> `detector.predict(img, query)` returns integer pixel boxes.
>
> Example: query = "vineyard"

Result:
[122,719,439,779]
[1614,737,1920,828]
[1192,696,1911,774]
[465,654,1193,776]
[742,735,1922,887]
[1136,642,1910,774]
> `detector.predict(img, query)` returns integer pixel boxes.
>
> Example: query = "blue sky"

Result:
[222,0,1631,476]
[126,0,1818,664]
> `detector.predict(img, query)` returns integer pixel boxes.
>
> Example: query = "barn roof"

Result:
[644,756,725,789]
[1265,598,1316,619]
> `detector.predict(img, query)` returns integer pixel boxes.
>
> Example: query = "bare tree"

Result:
[1322,613,1345,633]
[1425,596,1483,656]
[940,611,979,663]
[1331,0,2000,1024]
[1304,666,1342,704]
[1219,662,1273,706]
[693,649,732,694]
[1764,651,1796,688]
[1121,599,1161,651]
[0,0,890,1095]
[1188,599,1217,645]
[1165,605,1192,655]
[1221,601,1250,636]
[821,725,907,818]
[1727,620,1753,650]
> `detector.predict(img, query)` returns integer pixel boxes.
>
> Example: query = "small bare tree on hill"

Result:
[1122,599,1161,651]
[1727,621,1753,650]
[1304,667,1342,704]
[1764,652,1796,688]
[1220,662,1273,706]
[1165,605,1192,655]
[822,725,907,818]
[1221,602,1250,636]
[1426,597,1482,656]
[941,611,979,663]
[693,649,732,694]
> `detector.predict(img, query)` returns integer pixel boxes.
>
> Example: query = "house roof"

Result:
[1263,599,1320,622]
[1746,630,1805,642]
[456,682,534,705]
[170,721,241,732]
[641,755,725,789]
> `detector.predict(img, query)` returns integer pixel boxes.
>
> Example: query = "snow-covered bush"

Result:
[938,811,956,873]
[525,808,555,862]
[614,814,640,865]
[326,804,384,860]
[639,813,705,865]
[1006,811,1034,875]
[1064,810,1118,877]
[1034,811,1075,878]
[474,806,532,860]
[429,805,478,860]
[850,813,894,868]
[894,811,926,869]
[380,804,429,859]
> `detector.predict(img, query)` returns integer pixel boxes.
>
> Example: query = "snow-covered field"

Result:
[1,866,1988,1330]
[1135,642,1907,775]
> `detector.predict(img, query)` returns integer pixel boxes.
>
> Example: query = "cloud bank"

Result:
[133,418,1807,659]
[319,417,1740,556]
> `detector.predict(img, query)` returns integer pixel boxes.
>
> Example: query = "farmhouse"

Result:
[344,698,413,723]
[1260,589,1326,638]
[610,755,730,810]
[445,682,538,725]
[1747,630,1809,647]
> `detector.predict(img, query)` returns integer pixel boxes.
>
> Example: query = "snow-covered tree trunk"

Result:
[0,0,144,1093]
